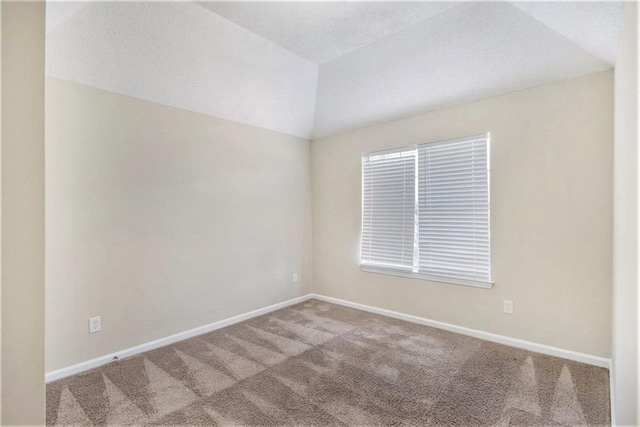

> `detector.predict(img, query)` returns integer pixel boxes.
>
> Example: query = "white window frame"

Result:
[360,134,493,289]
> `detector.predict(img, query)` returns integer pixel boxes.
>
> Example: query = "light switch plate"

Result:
[89,316,101,333]
[503,300,514,315]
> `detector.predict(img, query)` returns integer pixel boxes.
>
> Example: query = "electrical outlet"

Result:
[89,316,101,333]
[503,300,514,315]
[292,273,298,283]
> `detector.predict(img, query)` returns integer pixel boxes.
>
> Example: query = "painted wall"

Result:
[45,78,312,372]
[0,3,3,421]
[1,2,46,424]
[612,1,639,424]
[312,71,613,358]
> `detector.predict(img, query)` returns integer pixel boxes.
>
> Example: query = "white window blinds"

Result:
[361,147,416,270]
[417,135,490,283]
[360,134,491,286]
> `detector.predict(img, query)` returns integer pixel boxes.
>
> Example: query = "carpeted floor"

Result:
[46,299,610,426]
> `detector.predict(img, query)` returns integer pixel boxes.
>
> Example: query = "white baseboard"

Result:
[45,294,314,383]
[310,293,612,369]
[47,292,611,384]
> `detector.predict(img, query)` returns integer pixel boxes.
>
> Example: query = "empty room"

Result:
[1,0,638,426]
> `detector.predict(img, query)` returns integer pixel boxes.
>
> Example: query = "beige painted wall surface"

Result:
[0,2,3,422]
[45,78,312,372]
[2,2,46,424]
[312,71,613,358]
[613,1,639,424]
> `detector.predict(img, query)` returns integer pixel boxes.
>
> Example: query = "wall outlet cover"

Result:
[292,273,298,283]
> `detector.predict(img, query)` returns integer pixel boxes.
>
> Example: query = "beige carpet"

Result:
[47,299,610,426]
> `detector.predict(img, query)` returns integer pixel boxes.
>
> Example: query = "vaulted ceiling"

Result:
[46,1,623,140]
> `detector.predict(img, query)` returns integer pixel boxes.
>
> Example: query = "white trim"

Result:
[309,293,611,369]
[46,292,611,385]
[45,294,313,383]
[360,265,494,289]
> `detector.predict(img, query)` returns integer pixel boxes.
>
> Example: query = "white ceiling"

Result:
[198,2,459,64]
[313,1,618,138]
[511,2,623,65]
[46,1,623,140]
[46,1,318,138]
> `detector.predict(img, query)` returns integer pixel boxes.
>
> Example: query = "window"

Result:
[361,134,491,288]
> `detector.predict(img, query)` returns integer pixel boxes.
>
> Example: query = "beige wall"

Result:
[613,1,639,424]
[45,78,312,372]
[312,71,613,358]
[2,2,46,424]
[0,2,3,422]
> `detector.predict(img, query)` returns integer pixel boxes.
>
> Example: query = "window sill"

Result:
[360,265,494,289]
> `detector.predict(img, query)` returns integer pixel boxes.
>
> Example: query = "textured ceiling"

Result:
[313,1,618,138]
[45,0,87,32]
[198,1,459,64]
[46,1,623,140]
[510,1,623,65]
[46,1,318,138]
